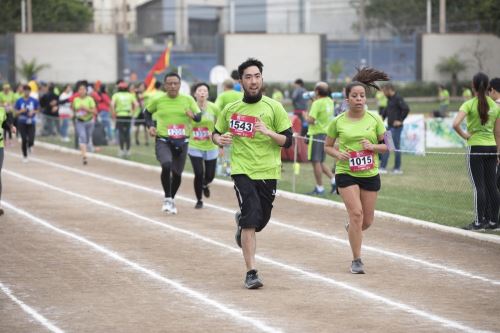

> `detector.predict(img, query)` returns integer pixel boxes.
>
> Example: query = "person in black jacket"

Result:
[379,83,410,174]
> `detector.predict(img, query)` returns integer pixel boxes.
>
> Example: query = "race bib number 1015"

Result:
[349,150,375,172]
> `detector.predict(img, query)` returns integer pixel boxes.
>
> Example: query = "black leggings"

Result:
[189,155,216,201]
[467,146,499,224]
[161,167,182,199]
[18,122,36,157]
[116,117,131,151]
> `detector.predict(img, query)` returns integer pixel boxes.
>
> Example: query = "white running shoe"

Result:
[162,198,177,214]
[22,157,29,163]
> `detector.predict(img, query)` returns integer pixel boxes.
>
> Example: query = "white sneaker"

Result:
[162,198,177,214]
[392,169,403,175]
[379,168,387,174]
[118,150,125,158]
[22,157,29,163]
[125,150,131,158]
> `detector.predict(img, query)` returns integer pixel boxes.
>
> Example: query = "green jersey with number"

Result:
[215,96,291,180]
[307,96,334,135]
[189,101,220,151]
[327,111,386,177]
[459,96,500,146]
[146,93,200,138]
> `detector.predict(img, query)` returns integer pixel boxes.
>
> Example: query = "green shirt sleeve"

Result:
[214,94,224,111]
[273,102,291,133]
[375,113,386,137]
[188,95,200,114]
[309,100,319,120]
[327,117,338,138]
[459,99,471,114]
[215,106,228,133]
[147,97,158,114]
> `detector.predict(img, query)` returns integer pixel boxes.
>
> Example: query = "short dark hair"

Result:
[22,84,31,91]
[154,81,162,89]
[294,79,304,86]
[192,82,210,95]
[164,72,181,82]
[489,78,500,92]
[230,70,239,80]
[238,58,263,79]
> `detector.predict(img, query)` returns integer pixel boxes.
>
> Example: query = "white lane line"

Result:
[0,280,65,333]
[4,170,491,333]
[2,201,282,333]
[18,155,500,287]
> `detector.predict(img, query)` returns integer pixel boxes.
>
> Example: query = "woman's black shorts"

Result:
[335,173,381,192]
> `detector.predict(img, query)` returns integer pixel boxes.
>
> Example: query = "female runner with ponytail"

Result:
[453,72,500,230]
[325,67,390,274]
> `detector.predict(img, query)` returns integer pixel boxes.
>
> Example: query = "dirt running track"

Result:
[1,144,499,333]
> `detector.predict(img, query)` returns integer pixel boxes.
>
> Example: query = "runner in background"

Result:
[375,89,387,117]
[72,83,97,165]
[453,72,500,230]
[111,82,138,158]
[213,58,292,289]
[324,67,390,274]
[188,82,220,209]
[144,72,201,214]
[14,85,39,162]
[0,105,16,215]
[214,79,243,111]
[438,84,450,117]
[0,84,16,146]
[91,81,113,144]
[134,82,149,146]
[305,81,336,195]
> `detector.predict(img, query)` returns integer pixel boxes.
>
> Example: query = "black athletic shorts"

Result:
[232,174,277,232]
[335,173,381,192]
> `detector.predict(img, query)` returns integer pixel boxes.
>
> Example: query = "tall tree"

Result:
[0,0,93,33]
[361,0,500,37]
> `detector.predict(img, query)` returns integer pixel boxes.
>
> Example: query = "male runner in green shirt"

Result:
[144,72,201,214]
[213,58,293,289]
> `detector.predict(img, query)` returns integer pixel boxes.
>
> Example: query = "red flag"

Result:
[145,40,173,91]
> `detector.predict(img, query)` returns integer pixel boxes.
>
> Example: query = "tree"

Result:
[328,60,344,82]
[0,0,92,33]
[360,0,500,37]
[16,58,50,82]
[436,55,467,96]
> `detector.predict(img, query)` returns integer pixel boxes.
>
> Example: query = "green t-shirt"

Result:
[307,96,334,135]
[462,88,472,100]
[272,90,284,103]
[215,90,243,111]
[0,108,6,148]
[146,93,200,138]
[189,101,220,151]
[72,96,96,122]
[327,111,386,177]
[112,92,137,117]
[215,96,291,180]
[375,90,388,108]
[0,91,16,114]
[440,89,450,106]
[459,96,500,146]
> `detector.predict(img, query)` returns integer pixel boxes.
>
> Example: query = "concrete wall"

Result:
[224,34,323,82]
[421,33,500,82]
[15,33,119,83]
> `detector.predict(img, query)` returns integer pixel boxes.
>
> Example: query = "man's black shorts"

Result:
[232,174,277,232]
[335,173,381,192]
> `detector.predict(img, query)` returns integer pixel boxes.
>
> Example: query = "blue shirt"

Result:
[15,97,39,124]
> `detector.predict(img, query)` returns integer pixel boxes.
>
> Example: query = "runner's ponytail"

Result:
[472,72,489,125]
[346,67,390,96]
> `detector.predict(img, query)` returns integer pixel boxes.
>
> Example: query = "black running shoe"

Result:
[235,211,242,248]
[245,269,263,289]
[195,201,203,209]
[462,222,485,231]
[203,185,210,198]
[484,222,499,230]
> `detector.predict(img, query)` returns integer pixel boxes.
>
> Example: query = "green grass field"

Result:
[39,135,476,229]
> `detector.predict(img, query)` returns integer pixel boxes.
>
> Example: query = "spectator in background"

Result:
[462,86,473,101]
[40,83,59,136]
[91,82,112,143]
[305,82,336,195]
[438,84,450,117]
[0,83,16,146]
[453,72,500,231]
[489,78,500,105]
[375,89,387,117]
[111,81,138,158]
[291,78,308,137]
[214,79,243,111]
[231,69,241,92]
[58,84,73,142]
[379,83,410,174]
[15,85,39,162]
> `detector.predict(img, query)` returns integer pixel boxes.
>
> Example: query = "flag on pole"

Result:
[145,40,173,92]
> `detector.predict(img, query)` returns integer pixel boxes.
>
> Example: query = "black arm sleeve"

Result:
[144,108,155,128]
[192,112,202,122]
[279,128,293,148]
